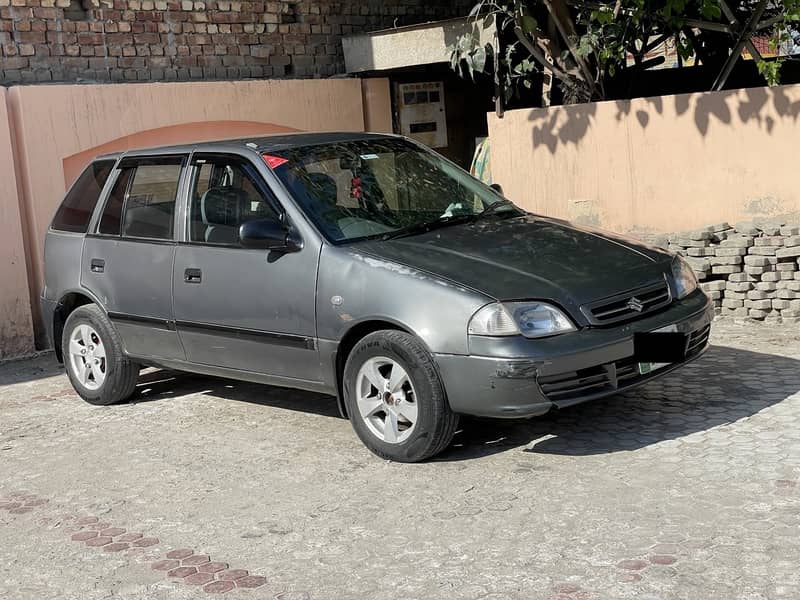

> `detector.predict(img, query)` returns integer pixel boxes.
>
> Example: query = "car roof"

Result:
[95,131,399,161]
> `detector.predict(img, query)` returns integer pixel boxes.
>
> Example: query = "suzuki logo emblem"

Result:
[627,297,645,312]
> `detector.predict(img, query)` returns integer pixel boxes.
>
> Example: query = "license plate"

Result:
[638,361,670,375]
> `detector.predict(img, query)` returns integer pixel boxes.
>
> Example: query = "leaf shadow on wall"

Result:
[527,85,800,154]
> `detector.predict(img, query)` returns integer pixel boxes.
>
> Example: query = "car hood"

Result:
[352,214,673,312]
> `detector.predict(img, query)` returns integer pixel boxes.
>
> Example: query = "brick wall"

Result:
[0,0,470,84]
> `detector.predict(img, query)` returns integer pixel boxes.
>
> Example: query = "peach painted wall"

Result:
[8,78,368,346]
[488,84,800,235]
[62,120,301,188]
[0,87,35,359]
[361,78,393,134]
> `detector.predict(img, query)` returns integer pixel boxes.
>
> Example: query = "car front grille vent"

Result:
[538,323,711,403]
[580,280,672,326]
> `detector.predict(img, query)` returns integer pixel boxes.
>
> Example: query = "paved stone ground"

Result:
[1,319,799,600]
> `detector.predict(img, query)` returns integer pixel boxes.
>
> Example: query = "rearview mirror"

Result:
[490,183,504,196]
[239,219,302,252]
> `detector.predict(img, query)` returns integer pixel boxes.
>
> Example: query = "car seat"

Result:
[200,187,250,244]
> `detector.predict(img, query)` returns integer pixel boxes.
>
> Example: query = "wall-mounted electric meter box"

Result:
[397,81,447,149]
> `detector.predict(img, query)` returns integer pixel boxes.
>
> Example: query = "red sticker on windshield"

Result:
[262,154,288,169]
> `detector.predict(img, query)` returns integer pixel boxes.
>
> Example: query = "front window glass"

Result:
[268,138,516,243]
[187,156,280,245]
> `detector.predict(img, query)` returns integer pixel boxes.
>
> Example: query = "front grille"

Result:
[538,323,710,403]
[581,280,672,326]
[538,363,616,401]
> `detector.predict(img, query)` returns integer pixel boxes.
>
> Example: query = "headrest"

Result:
[201,187,248,226]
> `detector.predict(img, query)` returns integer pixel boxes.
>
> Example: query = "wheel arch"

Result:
[52,290,104,363]
[334,318,413,418]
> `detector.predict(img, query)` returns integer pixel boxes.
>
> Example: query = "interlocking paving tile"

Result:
[2,320,798,598]
[617,559,649,571]
[185,572,215,586]
[198,562,229,574]
[235,576,267,589]
[85,536,113,547]
[649,554,678,565]
[203,580,236,594]
[151,560,180,572]
[167,566,198,578]
[216,569,248,581]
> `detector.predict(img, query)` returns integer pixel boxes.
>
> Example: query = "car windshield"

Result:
[267,137,520,243]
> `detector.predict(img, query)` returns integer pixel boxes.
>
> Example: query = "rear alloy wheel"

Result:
[344,330,458,462]
[62,304,140,406]
[68,324,107,391]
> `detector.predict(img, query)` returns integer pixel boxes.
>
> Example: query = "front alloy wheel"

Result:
[343,330,458,462]
[356,356,418,444]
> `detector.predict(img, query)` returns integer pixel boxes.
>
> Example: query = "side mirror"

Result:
[239,218,302,252]
[490,183,504,196]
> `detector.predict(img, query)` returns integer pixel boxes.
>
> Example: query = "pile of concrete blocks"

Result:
[666,222,800,323]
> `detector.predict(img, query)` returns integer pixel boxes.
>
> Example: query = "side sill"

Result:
[126,354,336,396]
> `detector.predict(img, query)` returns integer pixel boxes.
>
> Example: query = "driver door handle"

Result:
[184,268,202,284]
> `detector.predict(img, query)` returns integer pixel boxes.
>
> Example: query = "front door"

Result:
[172,153,321,382]
[81,155,187,360]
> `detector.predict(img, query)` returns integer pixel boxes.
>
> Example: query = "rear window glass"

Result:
[51,160,115,233]
[98,158,183,240]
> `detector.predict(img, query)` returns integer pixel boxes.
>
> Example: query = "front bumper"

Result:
[434,289,714,418]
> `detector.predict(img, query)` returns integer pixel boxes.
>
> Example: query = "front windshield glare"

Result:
[268,138,517,243]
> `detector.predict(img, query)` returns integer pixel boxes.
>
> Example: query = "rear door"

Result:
[81,155,188,360]
[172,152,321,382]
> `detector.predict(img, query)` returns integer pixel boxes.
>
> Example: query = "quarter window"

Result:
[98,157,183,240]
[187,156,279,245]
[51,160,115,233]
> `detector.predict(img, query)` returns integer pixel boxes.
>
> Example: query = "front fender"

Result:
[316,245,491,354]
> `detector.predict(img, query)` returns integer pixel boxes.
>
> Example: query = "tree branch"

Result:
[513,26,574,82]
[541,0,596,87]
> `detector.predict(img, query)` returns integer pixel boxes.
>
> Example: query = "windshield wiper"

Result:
[477,198,516,219]
[381,214,475,241]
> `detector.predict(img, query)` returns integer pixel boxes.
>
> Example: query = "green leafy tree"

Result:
[450,0,800,105]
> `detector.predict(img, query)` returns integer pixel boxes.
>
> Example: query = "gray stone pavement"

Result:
[1,319,799,600]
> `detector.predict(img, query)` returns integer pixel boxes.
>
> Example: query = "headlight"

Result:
[468,302,576,338]
[671,256,698,299]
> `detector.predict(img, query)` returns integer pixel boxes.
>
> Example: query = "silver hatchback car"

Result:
[43,133,712,462]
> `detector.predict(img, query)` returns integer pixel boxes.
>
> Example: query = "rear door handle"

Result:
[90,258,105,273]
[184,268,202,284]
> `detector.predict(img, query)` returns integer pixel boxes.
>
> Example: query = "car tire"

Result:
[343,330,458,462]
[62,304,140,406]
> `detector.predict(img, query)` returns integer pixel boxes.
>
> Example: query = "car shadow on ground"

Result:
[436,345,800,461]
[131,369,342,418]
[126,345,800,461]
